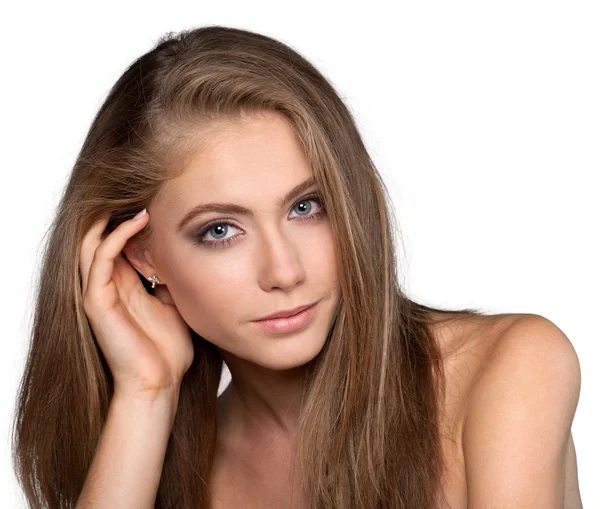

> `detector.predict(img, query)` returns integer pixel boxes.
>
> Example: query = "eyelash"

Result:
[193,193,326,249]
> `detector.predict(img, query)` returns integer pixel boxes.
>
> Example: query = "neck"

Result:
[217,350,311,443]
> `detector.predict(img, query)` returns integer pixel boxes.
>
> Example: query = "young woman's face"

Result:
[143,111,341,370]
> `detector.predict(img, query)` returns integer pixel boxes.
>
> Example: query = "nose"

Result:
[257,225,306,291]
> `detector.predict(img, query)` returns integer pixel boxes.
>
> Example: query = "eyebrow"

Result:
[177,177,317,232]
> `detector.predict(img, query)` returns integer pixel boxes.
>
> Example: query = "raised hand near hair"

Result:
[79,209,194,401]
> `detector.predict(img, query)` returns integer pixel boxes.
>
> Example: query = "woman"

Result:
[11,25,582,508]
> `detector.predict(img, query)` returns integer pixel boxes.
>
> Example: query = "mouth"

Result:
[252,301,319,321]
[250,301,320,335]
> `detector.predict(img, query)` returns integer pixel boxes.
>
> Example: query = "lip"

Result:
[253,301,319,321]
[251,301,319,334]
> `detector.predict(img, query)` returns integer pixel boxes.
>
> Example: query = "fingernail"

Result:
[133,208,147,220]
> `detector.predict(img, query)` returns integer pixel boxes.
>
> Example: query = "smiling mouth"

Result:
[253,301,319,321]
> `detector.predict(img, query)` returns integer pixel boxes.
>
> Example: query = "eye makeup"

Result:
[192,193,326,248]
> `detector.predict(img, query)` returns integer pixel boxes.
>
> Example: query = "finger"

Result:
[79,215,110,295]
[153,285,176,306]
[86,211,150,300]
[112,251,148,298]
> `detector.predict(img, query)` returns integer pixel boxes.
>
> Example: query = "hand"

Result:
[79,210,194,400]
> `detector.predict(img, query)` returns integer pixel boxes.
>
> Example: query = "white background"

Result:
[1,1,598,507]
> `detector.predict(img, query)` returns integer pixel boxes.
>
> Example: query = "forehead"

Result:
[161,112,312,207]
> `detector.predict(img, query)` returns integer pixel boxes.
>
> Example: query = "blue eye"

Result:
[193,193,326,248]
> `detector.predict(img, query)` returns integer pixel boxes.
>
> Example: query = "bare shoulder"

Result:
[434,312,521,426]
[484,313,580,371]
[464,313,581,425]
[460,313,582,507]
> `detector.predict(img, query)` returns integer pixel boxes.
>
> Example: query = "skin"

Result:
[124,110,342,447]
[123,111,583,507]
[460,315,582,508]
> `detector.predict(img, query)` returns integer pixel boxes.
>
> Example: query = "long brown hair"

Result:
[11,25,488,508]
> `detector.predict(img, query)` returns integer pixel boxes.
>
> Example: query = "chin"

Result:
[251,334,327,371]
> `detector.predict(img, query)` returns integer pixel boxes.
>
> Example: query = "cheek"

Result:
[168,257,254,330]
[162,225,338,333]
[315,228,340,284]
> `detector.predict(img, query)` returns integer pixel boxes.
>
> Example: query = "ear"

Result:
[121,239,160,283]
